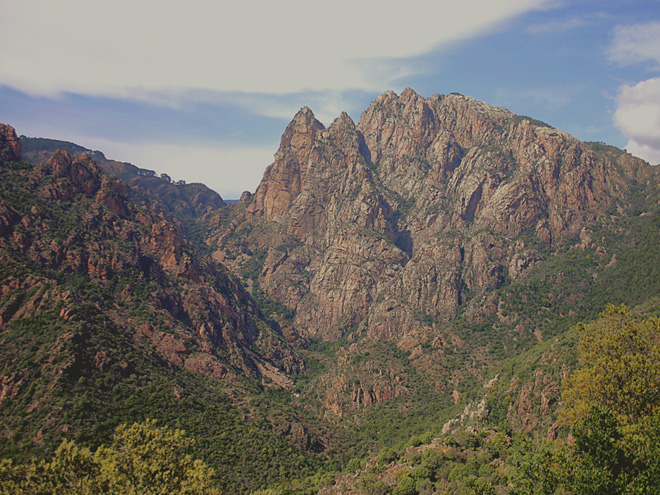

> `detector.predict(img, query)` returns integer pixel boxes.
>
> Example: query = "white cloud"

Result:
[609,22,660,165]
[624,140,660,165]
[614,78,660,165]
[0,0,552,103]
[1,0,566,196]
[609,22,660,68]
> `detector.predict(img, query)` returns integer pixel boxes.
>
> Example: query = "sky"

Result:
[2,0,660,199]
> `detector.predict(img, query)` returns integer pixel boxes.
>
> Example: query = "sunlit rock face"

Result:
[230,89,650,344]
[212,89,654,415]
[0,124,22,162]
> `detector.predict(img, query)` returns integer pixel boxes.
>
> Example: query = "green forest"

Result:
[3,305,659,494]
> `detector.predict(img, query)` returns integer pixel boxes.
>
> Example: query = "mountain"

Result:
[237,89,651,338]
[20,136,226,218]
[0,125,323,492]
[2,88,660,493]
[216,88,659,427]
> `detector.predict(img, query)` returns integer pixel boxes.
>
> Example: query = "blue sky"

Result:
[2,0,660,198]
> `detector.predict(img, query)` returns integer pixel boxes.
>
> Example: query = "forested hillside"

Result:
[0,127,324,493]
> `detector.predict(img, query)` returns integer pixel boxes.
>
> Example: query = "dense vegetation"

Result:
[253,306,660,495]
[0,156,322,493]
[5,305,657,494]
[19,136,93,157]
[0,419,218,494]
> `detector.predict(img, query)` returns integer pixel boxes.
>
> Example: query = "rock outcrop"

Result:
[20,135,226,218]
[0,147,300,387]
[0,124,21,162]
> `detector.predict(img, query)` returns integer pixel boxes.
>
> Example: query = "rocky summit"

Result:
[0,124,21,162]
[243,89,646,333]
[217,88,656,419]
[2,89,660,494]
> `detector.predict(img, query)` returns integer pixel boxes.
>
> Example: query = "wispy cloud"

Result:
[0,0,553,106]
[609,21,660,68]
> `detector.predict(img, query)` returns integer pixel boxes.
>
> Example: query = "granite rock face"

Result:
[226,89,650,342]
[217,89,653,415]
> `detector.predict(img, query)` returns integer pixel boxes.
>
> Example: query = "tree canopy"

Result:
[561,305,660,426]
[0,419,218,495]
[515,305,660,494]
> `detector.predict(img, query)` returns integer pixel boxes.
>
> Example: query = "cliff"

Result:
[217,88,657,417]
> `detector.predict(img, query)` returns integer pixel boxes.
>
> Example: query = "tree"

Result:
[509,436,563,495]
[0,440,98,494]
[561,305,660,426]
[0,420,218,494]
[43,440,99,494]
[514,306,660,494]
[392,475,417,495]
[96,419,216,494]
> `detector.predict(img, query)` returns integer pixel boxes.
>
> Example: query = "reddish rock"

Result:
[214,88,656,415]
[226,88,652,345]
[0,124,21,162]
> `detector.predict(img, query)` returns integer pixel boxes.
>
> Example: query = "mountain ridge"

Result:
[2,87,660,493]
[223,87,652,334]
[215,88,659,424]
[0,125,325,492]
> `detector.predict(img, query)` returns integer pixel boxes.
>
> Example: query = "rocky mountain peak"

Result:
[246,108,322,222]
[0,124,21,162]
[273,106,326,161]
[293,105,317,120]
[283,106,325,143]
[231,89,655,350]
[329,111,356,131]
[247,106,364,223]
[399,86,423,103]
[372,89,399,105]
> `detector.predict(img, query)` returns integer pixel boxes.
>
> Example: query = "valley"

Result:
[2,88,660,493]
